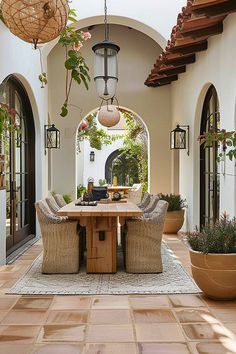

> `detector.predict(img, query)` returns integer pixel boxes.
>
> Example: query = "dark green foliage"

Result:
[63,194,72,204]
[187,214,236,254]
[77,184,87,198]
[159,193,186,211]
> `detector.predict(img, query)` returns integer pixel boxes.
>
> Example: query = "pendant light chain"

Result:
[104,0,109,40]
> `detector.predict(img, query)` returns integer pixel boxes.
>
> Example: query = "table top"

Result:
[58,201,143,217]
[107,186,132,191]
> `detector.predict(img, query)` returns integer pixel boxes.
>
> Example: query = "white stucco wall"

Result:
[49,24,172,197]
[171,13,236,231]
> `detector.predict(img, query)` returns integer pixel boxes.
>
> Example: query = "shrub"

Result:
[159,193,186,211]
[187,213,236,254]
[63,194,72,204]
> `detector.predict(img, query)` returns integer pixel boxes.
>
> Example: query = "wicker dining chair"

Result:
[35,200,79,274]
[45,195,60,214]
[137,192,152,211]
[127,184,143,205]
[143,194,159,214]
[54,194,67,208]
[125,200,168,273]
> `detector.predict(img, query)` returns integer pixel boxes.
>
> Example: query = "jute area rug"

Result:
[8,243,200,295]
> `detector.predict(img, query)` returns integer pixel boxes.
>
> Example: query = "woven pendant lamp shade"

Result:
[1,0,69,47]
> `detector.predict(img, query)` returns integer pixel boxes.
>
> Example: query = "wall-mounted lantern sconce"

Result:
[44,124,60,154]
[170,124,189,156]
[90,151,95,162]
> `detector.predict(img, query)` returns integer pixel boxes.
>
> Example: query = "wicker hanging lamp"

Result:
[1,0,69,48]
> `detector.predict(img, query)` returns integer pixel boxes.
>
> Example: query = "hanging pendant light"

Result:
[1,0,69,48]
[92,0,120,101]
[97,103,120,128]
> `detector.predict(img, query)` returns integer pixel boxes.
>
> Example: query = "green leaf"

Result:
[60,104,68,117]
[65,57,78,70]
[68,50,78,59]
[80,73,89,90]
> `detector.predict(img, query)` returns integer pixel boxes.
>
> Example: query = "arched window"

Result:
[200,85,220,227]
[3,77,36,254]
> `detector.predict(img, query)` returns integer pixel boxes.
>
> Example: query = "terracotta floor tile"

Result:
[31,344,84,353]
[0,344,33,354]
[135,323,185,342]
[0,311,8,322]
[224,323,236,335]
[51,296,92,310]
[190,341,236,354]
[210,308,236,322]
[0,296,19,310]
[89,309,131,324]
[129,296,170,309]
[2,310,48,324]
[91,296,129,309]
[169,295,205,308]
[46,310,88,324]
[182,323,236,341]
[86,324,134,342]
[175,308,219,323]
[84,343,137,354]
[13,297,53,310]
[0,325,41,343]
[133,309,176,323]
[202,297,236,308]
[38,325,86,342]
[138,342,191,354]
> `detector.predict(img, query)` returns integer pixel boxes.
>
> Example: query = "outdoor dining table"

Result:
[57,201,143,274]
[107,186,132,193]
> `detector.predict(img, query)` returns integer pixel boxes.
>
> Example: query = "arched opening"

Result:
[105,149,139,186]
[1,76,36,254]
[76,106,149,193]
[200,85,220,227]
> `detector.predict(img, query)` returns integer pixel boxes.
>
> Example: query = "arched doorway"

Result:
[2,77,36,254]
[200,85,220,227]
[105,150,139,185]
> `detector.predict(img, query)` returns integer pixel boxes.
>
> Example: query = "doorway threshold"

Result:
[6,236,40,264]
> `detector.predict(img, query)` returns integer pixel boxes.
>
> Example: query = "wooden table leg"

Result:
[85,216,117,273]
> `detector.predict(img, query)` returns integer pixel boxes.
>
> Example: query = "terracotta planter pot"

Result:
[189,249,236,300]
[163,209,185,234]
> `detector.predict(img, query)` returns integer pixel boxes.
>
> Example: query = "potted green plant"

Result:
[187,213,236,300]
[159,193,186,234]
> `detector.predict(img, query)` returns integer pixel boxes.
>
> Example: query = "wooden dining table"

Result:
[58,201,143,274]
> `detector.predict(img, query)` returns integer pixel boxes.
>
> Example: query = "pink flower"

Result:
[83,32,91,41]
[73,43,83,52]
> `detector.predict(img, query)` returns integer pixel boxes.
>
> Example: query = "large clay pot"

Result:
[163,209,185,234]
[189,249,236,300]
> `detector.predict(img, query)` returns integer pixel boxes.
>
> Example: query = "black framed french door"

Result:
[200,85,220,227]
[4,77,36,254]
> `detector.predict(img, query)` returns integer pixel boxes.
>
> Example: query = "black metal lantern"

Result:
[92,0,120,101]
[170,124,189,155]
[90,151,95,162]
[44,124,60,152]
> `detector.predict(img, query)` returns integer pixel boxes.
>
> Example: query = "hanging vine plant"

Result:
[58,10,91,117]
[199,129,236,162]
